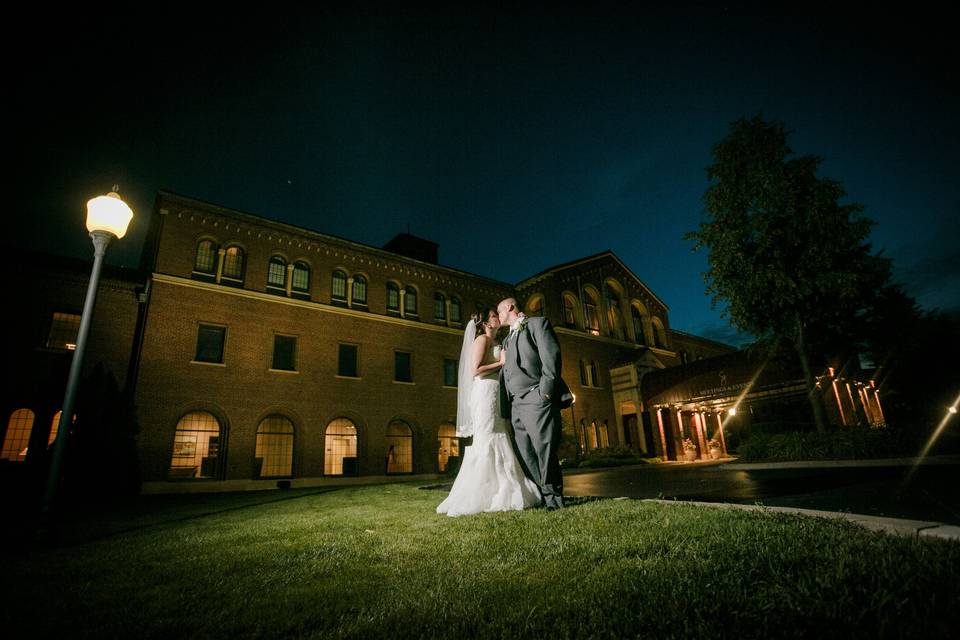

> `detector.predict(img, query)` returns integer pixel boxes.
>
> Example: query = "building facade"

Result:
[2,191,741,492]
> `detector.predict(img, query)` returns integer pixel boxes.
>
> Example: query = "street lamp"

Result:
[41,189,133,519]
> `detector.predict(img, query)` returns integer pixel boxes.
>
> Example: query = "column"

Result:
[399,289,406,318]
[215,248,226,284]
[445,298,452,327]
[715,413,727,454]
[655,408,669,460]
[285,263,295,297]
[346,277,354,309]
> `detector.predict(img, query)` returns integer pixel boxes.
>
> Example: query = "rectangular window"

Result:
[338,344,359,377]
[387,286,400,311]
[395,351,413,383]
[443,358,458,387]
[579,359,600,387]
[272,335,297,371]
[435,297,446,320]
[46,312,81,350]
[195,324,226,363]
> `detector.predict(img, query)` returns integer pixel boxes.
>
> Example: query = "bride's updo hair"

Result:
[473,308,498,339]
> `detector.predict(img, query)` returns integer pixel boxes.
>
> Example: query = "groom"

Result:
[497,297,570,509]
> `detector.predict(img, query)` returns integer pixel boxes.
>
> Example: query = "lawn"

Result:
[4,483,959,639]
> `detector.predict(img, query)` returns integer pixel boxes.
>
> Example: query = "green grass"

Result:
[4,484,959,639]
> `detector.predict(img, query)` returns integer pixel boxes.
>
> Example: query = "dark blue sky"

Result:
[11,5,958,346]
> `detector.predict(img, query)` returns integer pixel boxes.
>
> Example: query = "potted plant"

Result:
[682,438,698,461]
[708,438,723,460]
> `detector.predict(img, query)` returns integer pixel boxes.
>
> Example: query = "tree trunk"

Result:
[795,319,828,433]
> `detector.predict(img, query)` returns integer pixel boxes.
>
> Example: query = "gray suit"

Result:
[499,316,566,509]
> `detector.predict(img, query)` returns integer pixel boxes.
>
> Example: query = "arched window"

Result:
[563,294,579,329]
[577,419,587,451]
[526,295,544,317]
[194,240,218,275]
[2,409,35,461]
[292,261,310,293]
[352,275,368,306]
[267,255,287,289]
[255,416,294,478]
[583,288,601,335]
[434,293,446,321]
[404,287,418,317]
[450,296,462,323]
[652,318,667,349]
[221,246,245,282]
[331,270,347,302]
[324,418,358,476]
[386,282,400,312]
[169,411,223,479]
[588,420,599,450]
[48,410,74,447]
[599,421,610,448]
[631,305,647,345]
[437,422,459,472]
[605,284,623,340]
[386,419,413,474]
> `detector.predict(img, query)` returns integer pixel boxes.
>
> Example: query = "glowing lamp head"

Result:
[86,191,133,238]
[728,407,737,416]
[949,407,958,415]
[570,393,577,404]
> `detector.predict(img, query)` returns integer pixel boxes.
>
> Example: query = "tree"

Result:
[685,116,892,432]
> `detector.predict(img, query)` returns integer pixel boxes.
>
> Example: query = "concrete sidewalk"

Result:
[722,454,960,471]
[643,498,960,542]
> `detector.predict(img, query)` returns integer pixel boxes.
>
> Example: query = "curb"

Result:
[641,498,960,542]
[722,454,960,471]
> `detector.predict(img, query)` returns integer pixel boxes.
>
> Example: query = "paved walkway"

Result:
[562,454,960,541]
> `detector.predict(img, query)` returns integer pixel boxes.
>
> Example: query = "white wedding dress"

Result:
[436,344,543,517]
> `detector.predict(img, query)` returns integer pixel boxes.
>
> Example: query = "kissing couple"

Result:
[437,297,572,516]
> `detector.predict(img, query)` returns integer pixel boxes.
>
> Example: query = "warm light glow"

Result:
[571,393,577,404]
[66,343,77,350]
[86,191,134,238]
[728,407,737,416]
[949,407,958,415]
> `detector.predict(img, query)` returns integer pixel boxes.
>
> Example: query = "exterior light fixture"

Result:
[42,188,135,523]
[728,407,737,416]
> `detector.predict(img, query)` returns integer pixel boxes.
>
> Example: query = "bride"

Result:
[436,308,543,516]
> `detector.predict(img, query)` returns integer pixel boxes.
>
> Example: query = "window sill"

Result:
[393,380,416,385]
[336,375,362,380]
[268,368,299,374]
[190,360,226,367]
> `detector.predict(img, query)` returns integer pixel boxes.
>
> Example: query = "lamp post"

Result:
[41,190,133,519]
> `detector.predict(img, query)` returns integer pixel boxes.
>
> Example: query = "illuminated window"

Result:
[577,419,586,451]
[2,409,34,461]
[292,261,310,293]
[168,411,222,479]
[386,419,413,474]
[272,335,297,371]
[450,297,462,323]
[222,246,245,282]
[395,351,413,383]
[267,256,287,289]
[194,240,218,274]
[195,324,226,364]
[324,418,358,476]
[599,421,610,448]
[48,411,75,447]
[255,416,294,478]
[526,295,544,317]
[404,287,418,316]
[352,274,368,306]
[434,293,446,320]
[588,420,599,449]
[437,422,459,472]
[331,270,347,301]
[46,312,81,350]
[386,282,400,312]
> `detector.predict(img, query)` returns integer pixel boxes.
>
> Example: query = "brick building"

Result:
[2,191,738,492]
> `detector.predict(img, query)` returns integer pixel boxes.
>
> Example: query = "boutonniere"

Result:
[516,315,528,332]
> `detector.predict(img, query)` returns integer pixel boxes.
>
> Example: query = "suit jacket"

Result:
[498,316,572,419]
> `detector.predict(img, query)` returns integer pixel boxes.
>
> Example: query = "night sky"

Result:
[10,5,957,347]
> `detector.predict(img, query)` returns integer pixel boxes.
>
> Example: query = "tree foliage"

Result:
[686,116,895,430]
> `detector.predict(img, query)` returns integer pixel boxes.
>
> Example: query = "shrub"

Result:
[736,425,915,462]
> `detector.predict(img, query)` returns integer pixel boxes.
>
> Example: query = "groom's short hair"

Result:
[498,297,517,313]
